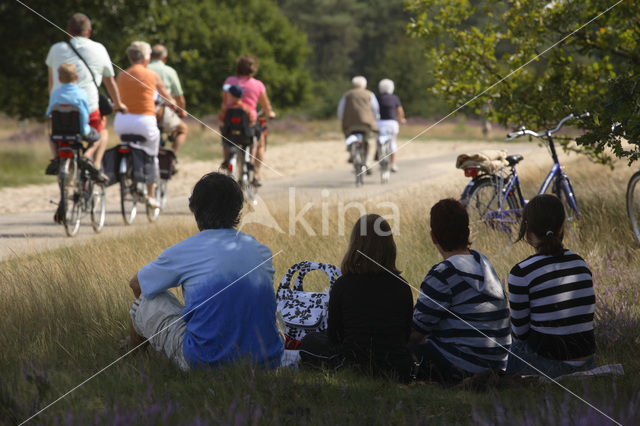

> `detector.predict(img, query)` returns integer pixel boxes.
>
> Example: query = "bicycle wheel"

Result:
[239,149,258,203]
[379,142,390,184]
[146,183,161,222]
[626,171,640,245]
[158,178,169,210]
[90,182,106,233]
[352,144,364,187]
[554,176,581,236]
[462,178,521,243]
[59,158,81,237]
[120,157,137,225]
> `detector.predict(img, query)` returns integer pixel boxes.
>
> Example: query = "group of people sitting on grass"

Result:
[126,172,595,384]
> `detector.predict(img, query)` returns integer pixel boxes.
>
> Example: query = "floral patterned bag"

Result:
[276,261,342,344]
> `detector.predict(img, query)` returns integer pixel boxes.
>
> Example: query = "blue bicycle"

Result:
[460,113,586,239]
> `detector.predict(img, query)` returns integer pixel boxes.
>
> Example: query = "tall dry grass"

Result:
[1,154,639,424]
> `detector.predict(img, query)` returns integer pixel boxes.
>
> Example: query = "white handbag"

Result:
[276,261,342,342]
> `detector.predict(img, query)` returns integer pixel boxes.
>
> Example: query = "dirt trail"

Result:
[0,138,555,260]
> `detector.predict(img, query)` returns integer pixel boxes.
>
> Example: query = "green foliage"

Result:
[0,0,311,119]
[279,0,448,118]
[407,0,640,163]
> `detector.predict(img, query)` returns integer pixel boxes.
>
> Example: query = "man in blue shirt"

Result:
[46,62,100,143]
[128,172,283,370]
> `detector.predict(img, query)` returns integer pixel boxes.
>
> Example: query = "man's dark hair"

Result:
[68,13,91,37]
[430,198,470,251]
[188,172,243,230]
[236,54,259,76]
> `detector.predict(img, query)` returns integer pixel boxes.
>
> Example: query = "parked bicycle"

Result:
[460,113,587,240]
[346,132,368,187]
[627,167,640,245]
[51,106,106,237]
[116,134,163,224]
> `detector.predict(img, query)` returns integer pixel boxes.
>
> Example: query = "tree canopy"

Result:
[407,0,639,163]
[1,0,311,119]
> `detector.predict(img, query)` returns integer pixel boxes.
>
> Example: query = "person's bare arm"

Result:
[103,76,128,113]
[175,94,187,118]
[129,274,142,298]
[397,105,406,124]
[48,67,53,94]
[258,91,276,118]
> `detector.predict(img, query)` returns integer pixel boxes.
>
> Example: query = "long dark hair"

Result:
[517,194,565,255]
[341,214,400,275]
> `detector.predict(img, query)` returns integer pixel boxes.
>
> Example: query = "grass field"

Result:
[1,117,640,424]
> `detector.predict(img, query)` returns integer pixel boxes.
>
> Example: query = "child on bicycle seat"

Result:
[217,83,256,125]
[46,63,101,144]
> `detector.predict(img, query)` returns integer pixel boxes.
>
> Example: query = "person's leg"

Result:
[129,291,189,370]
[252,130,267,182]
[506,339,580,378]
[171,120,188,154]
[298,332,343,369]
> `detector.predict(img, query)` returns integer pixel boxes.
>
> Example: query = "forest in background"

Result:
[1,0,446,120]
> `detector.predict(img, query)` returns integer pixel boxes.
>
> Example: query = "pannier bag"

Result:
[158,148,177,180]
[276,261,342,346]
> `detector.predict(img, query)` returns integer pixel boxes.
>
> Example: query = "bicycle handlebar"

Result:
[506,112,590,141]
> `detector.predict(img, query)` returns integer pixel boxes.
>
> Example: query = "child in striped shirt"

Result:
[507,194,596,377]
[410,199,511,383]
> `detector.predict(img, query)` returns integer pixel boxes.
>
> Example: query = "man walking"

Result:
[148,44,188,154]
[45,12,127,178]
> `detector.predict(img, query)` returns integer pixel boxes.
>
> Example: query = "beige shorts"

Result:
[130,291,190,370]
[160,106,182,133]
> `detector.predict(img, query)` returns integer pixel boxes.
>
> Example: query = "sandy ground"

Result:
[0,138,524,214]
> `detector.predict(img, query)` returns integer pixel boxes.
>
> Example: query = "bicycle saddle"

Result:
[506,154,523,166]
[120,134,147,143]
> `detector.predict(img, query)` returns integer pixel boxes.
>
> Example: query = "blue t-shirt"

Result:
[46,83,92,136]
[138,228,283,368]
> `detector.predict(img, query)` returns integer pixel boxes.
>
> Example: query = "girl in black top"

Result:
[300,214,414,382]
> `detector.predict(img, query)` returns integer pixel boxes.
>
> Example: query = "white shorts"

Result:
[114,113,160,157]
[130,291,189,370]
[376,120,399,153]
[159,106,182,133]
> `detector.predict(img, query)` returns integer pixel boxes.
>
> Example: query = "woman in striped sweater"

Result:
[507,194,596,377]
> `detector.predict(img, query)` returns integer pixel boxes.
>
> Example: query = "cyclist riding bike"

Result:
[375,78,405,173]
[148,44,188,155]
[114,41,176,209]
[220,54,276,187]
[46,63,102,223]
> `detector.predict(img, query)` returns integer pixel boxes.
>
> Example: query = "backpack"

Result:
[222,106,254,146]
